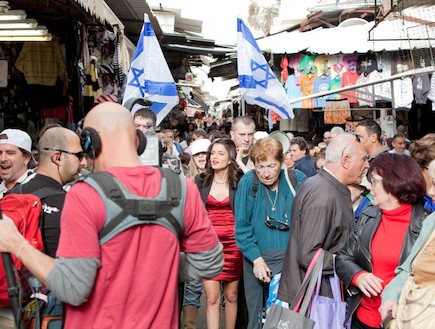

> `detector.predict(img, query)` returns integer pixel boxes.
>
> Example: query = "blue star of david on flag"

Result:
[251,60,275,89]
[122,14,179,126]
[237,18,294,119]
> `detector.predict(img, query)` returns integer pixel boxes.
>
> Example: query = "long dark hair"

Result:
[200,138,242,190]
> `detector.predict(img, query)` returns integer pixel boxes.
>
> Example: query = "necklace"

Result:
[266,186,279,211]
[213,180,227,185]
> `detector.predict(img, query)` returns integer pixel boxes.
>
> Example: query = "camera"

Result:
[138,132,182,174]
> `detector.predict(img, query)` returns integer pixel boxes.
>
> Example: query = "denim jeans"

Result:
[183,279,203,308]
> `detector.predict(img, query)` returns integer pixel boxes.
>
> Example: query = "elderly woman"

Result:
[234,137,306,329]
[336,153,427,329]
[380,160,435,327]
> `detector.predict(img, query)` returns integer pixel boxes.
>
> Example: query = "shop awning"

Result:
[257,15,435,55]
[74,0,124,29]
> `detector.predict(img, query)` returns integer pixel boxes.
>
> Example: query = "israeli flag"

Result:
[122,14,179,126]
[237,18,294,119]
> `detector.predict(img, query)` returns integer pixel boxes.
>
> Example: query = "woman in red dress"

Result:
[194,137,243,329]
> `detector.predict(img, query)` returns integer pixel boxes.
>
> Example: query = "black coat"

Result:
[335,202,427,324]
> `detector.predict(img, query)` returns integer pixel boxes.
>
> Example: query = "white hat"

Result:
[254,131,269,140]
[0,129,32,153]
[190,139,211,156]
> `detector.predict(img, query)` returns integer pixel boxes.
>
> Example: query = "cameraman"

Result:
[133,108,157,133]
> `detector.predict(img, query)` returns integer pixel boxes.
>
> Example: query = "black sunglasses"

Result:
[265,216,289,231]
[43,148,84,160]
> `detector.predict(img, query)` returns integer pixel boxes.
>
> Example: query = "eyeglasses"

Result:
[370,177,383,185]
[43,148,84,160]
[265,216,289,231]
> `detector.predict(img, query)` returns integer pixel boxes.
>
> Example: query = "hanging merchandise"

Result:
[413,74,430,105]
[280,55,289,84]
[313,75,331,108]
[324,99,351,125]
[15,37,66,88]
[300,73,316,109]
[393,77,413,110]
[83,56,102,111]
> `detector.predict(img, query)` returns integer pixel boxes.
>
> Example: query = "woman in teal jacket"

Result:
[234,137,306,329]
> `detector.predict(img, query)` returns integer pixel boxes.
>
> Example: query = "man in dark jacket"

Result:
[278,133,369,303]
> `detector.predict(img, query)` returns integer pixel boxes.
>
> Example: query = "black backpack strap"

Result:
[251,170,260,197]
[32,186,65,200]
[287,168,297,189]
[158,167,182,238]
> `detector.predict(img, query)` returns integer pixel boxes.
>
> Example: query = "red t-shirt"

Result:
[56,166,219,329]
[355,204,412,327]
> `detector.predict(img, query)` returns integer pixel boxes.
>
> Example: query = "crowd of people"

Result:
[0,102,434,329]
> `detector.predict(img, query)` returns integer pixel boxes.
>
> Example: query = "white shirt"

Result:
[0,169,33,198]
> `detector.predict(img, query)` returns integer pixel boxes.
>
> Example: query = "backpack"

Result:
[0,187,62,307]
[80,167,186,245]
[252,168,298,197]
[0,185,65,329]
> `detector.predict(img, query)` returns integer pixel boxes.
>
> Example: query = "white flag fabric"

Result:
[237,18,294,119]
[122,14,179,126]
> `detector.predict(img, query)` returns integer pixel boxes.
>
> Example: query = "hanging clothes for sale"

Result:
[280,55,289,84]
[83,56,102,113]
[413,74,430,105]
[300,72,316,109]
[324,99,351,124]
[341,70,359,103]
[15,37,66,87]
[83,56,102,100]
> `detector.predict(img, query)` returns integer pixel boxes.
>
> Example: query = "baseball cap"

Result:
[191,139,211,156]
[0,129,32,153]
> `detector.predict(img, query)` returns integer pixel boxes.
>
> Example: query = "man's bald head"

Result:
[38,127,79,155]
[82,103,141,170]
[84,103,136,134]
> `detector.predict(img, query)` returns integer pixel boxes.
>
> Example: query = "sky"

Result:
[147,0,260,45]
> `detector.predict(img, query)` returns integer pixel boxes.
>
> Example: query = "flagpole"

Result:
[241,95,245,116]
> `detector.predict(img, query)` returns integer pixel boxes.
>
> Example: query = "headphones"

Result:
[80,127,147,159]
[123,97,153,112]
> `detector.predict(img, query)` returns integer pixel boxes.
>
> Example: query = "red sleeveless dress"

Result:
[206,194,243,281]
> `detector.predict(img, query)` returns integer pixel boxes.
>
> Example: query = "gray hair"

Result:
[330,126,345,136]
[325,133,357,164]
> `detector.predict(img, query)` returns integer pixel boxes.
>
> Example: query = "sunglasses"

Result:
[43,148,84,160]
[265,216,289,231]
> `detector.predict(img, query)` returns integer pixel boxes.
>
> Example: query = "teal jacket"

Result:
[234,169,306,263]
[382,211,435,301]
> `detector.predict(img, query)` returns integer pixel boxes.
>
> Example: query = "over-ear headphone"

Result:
[136,129,147,155]
[123,97,153,112]
[80,127,101,159]
[80,127,147,159]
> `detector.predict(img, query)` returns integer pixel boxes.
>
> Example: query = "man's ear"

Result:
[24,152,32,166]
[370,133,378,143]
[341,154,351,169]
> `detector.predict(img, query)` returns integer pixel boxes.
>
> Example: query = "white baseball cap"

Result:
[190,139,211,156]
[0,129,32,153]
